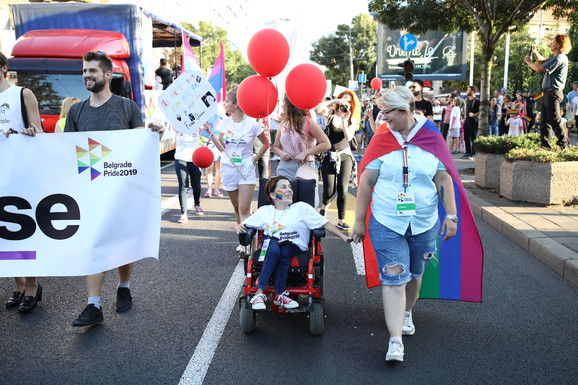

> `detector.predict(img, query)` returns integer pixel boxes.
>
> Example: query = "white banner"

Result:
[0,130,161,277]
[158,69,218,137]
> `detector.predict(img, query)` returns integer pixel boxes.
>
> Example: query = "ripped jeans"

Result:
[368,214,439,286]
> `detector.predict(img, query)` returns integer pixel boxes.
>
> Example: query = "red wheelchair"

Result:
[238,178,326,335]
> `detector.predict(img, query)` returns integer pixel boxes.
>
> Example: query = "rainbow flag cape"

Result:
[358,118,484,302]
[181,29,200,71]
[533,92,543,102]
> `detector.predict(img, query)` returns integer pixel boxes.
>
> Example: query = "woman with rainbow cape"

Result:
[351,86,483,363]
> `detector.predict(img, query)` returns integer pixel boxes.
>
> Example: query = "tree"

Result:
[368,0,576,136]
[310,13,377,91]
[164,21,254,86]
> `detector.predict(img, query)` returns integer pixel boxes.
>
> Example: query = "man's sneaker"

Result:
[250,294,267,310]
[337,222,351,231]
[273,291,299,309]
[178,214,188,224]
[205,188,212,197]
[195,205,204,215]
[72,304,103,327]
[214,189,223,197]
[115,287,132,313]
[402,311,415,335]
[385,338,404,362]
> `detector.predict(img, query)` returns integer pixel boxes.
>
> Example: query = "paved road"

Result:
[1,163,576,384]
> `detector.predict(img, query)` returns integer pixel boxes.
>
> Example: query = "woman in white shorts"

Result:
[205,89,269,251]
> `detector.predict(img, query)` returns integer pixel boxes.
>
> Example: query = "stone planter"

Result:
[475,152,506,190]
[500,160,578,204]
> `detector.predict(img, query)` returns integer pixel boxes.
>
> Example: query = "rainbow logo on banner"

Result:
[76,138,112,181]
[533,92,544,102]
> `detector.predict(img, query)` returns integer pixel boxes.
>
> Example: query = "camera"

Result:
[339,104,349,113]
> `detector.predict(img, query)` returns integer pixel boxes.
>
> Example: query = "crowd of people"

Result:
[1,33,574,363]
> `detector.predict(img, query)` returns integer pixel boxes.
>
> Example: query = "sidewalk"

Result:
[453,154,578,287]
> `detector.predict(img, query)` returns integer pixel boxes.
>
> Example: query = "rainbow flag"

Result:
[181,29,200,71]
[533,92,543,102]
[358,118,484,302]
[208,41,226,104]
[522,115,532,123]
[507,110,518,115]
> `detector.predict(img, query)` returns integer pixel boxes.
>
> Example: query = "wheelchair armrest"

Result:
[239,227,257,246]
[312,228,325,239]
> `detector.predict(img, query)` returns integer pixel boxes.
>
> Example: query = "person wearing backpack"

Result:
[63,51,164,327]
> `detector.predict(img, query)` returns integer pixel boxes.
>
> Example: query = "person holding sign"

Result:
[204,88,269,254]
[351,86,457,362]
[237,175,351,310]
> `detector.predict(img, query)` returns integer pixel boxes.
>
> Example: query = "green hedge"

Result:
[505,146,578,162]
[473,133,541,154]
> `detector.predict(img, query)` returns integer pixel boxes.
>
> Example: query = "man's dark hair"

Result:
[469,85,478,94]
[83,51,113,73]
[0,52,8,78]
[160,58,167,66]
[413,79,424,88]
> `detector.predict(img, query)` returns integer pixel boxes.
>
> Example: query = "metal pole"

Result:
[503,32,510,91]
[469,32,475,85]
[349,31,354,82]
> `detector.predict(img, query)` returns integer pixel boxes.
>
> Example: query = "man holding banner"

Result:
[62,51,164,327]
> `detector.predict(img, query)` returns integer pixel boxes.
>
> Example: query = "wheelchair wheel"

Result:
[309,301,324,336]
[240,298,256,334]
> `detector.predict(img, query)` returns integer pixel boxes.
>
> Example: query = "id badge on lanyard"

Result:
[397,146,416,216]
[231,151,242,164]
[259,238,270,262]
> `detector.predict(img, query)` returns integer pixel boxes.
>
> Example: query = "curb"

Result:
[465,190,578,287]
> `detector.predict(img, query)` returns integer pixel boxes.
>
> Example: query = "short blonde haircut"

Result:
[376,86,415,112]
[59,97,80,119]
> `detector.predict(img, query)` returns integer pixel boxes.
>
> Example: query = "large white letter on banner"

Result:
[0,130,161,277]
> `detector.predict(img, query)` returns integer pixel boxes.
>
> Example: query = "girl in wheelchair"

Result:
[237,175,351,310]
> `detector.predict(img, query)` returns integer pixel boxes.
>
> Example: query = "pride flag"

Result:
[522,115,532,123]
[181,30,200,71]
[358,117,484,302]
[208,41,226,104]
[533,92,544,102]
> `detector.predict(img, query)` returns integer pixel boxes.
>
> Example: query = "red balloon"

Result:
[371,77,383,91]
[237,75,278,119]
[192,146,214,168]
[248,29,290,77]
[285,64,326,110]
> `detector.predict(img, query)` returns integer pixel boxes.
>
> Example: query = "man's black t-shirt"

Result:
[155,67,173,90]
[415,99,433,118]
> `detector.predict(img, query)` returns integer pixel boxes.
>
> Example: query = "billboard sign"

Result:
[377,24,467,81]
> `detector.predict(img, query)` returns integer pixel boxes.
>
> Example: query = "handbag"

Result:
[295,164,318,181]
[349,136,358,151]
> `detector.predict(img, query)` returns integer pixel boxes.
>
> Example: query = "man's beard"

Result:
[412,90,420,97]
[85,77,106,93]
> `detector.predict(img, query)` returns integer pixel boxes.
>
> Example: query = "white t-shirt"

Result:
[573,96,578,116]
[220,116,263,166]
[174,133,201,162]
[243,201,328,251]
[433,105,443,121]
[0,86,24,134]
[507,117,523,136]
[449,106,462,129]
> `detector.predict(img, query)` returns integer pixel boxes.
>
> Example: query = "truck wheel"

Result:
[240,299,256,334]
[309,301,324,336]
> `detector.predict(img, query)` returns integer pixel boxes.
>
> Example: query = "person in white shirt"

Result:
[506,112,523,136]
[238,175,351,310]
[448,97,462,153]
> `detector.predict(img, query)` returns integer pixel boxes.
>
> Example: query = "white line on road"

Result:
[351,241,365,275]
[161,195,179,217]
[178,261,245,385]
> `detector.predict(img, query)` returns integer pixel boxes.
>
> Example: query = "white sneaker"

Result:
[273,291,298,309]
[385,338,404,362]
[402,311,415,336]
[250,294,267,310]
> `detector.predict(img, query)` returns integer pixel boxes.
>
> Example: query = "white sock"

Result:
[88,296,101,309]
[390,336,403,344]
[118,281,130,289]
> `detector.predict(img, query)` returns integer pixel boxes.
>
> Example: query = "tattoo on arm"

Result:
[439,185,446,208]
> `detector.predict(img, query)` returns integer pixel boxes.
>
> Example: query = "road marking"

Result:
[179,261,245,385]
[161,195,179,217]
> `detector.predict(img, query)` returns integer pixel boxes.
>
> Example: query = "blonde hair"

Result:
[59,97,80,119]
[377,86,415,112]
[555,34,572,54]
